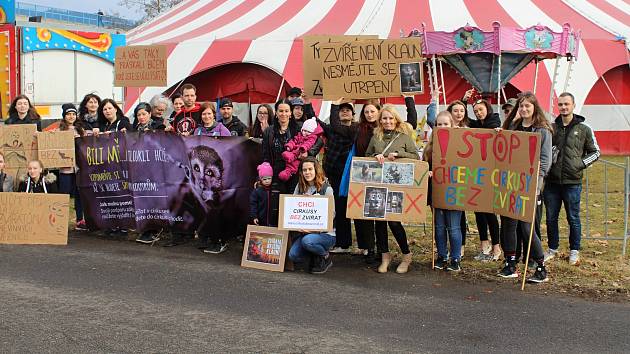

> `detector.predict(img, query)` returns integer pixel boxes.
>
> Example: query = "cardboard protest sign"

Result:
[303,35,378,98]
[0,192,69,245]
[0,124,37,189]
[278,194,334,232]
[346,157,429,223]
[431,128,541,222]
[114,45,167,87]
[37,131,76,168]
[319,38,424,99]
[241,225,289,272]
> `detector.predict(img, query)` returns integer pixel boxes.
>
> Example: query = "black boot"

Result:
[364,249,379,266]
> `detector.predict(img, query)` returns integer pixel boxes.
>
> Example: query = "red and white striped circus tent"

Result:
[125,0,630,154]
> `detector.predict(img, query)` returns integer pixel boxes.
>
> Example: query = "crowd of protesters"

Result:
[1,84,600,282]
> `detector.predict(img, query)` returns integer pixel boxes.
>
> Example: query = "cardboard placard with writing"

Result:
[320,38,424,99]
[114,45,167,87]
[303,35,378,98]
[346,157,429,223]
[0,193,69,245]
[278,194,334,232]
[0,124,37,189]
[37,131,76,168]
[431,128,541,222]
[241,225,289,272]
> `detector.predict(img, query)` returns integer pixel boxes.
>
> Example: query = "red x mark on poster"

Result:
[405,194,423,214]
[348,189,363,208]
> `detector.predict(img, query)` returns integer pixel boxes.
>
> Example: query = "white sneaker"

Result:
[569,250,580,266]
[544,248,558,262]
[330,247,351,254]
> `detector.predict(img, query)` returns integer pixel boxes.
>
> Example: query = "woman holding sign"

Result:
[470,99,502,262]
[498,92,552,283]
[288,157,336,274]
[365,104,418,273]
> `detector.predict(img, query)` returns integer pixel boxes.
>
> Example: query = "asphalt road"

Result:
[1,233,629,354]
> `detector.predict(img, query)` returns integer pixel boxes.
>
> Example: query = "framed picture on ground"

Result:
[240,225,290,272]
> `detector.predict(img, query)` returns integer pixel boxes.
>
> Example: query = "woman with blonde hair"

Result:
[365,104,419,273]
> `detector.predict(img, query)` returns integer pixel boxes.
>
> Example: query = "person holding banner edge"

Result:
[365,104,419,273]
[288,157,336,274]
[497,92,552,283]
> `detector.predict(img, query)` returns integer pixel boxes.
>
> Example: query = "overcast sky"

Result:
[25,0,144,20]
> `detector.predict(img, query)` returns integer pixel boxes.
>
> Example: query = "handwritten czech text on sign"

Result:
[114,45,167,87]
[431,128,541,222]
[37,131,76,168]
[320,38,423,99]
[0,193,69,245]
[278,194,334,232]
[303,35,378,98]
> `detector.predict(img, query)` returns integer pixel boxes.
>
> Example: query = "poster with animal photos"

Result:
[347,157,429,223]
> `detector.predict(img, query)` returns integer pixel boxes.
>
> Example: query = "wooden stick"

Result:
[521,163,541,290]
[431,208,435,270]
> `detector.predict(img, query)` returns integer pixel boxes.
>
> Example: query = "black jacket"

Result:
[6,113,42,131]
[134,117,166,133]
[223,115,248,137]
[317,105,358,181]
[548,114,600,185]
[18,173,58,193]
[469,112,501,129]
[100,117,133,132]
[249,185,275,226]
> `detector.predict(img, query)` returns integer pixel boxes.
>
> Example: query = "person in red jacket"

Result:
[167,83,201,136]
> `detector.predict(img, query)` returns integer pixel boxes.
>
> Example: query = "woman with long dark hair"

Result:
[6,95,42,131]
[78,93,101,131]
[97,98,132,133]
[249,104,274,139]
[498,92,552,283]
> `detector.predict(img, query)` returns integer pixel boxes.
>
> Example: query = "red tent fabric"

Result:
[126,0,630,154]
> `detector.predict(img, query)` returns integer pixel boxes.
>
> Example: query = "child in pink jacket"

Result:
[279,118,324,181]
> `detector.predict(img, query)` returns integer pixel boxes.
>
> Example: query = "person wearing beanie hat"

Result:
[57,102,87,231]
[250,162,276,226]
[290,97,307,123]
[278,118,324,181]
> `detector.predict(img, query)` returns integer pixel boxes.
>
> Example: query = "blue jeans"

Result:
[434,208,463,261]
[59,173,83,221]
[544,183,582,250]
[289,233,336,263]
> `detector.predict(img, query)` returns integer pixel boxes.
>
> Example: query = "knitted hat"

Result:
[61,103,77,118]
[257,162,273,178]
[301,118,317,133]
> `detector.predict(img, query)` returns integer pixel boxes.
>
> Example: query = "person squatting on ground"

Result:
[498,92,552,283]
[250,162,276,227]
[18,160,57,194]
[365,104,419,274]
[543,92,600,266]
[279,117,324,181]
[424,110,464,272]
[288,157,336,274]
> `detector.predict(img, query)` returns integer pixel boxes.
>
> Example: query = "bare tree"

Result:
[119,0,185,21]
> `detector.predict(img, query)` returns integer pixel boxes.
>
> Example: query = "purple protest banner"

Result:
[76,132,261,237]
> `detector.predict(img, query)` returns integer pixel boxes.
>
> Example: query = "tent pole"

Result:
[431,55,439,109]
[276,76,285,102]
[549,57,560,113]
[439,59,447,107]
[533,59,539,94]
[563,57,575,92]
[496,53,502,114]
[426,60,434,95]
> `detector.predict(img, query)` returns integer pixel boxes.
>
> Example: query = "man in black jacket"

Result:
[218,98,247,136]
[543,92,600,266]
